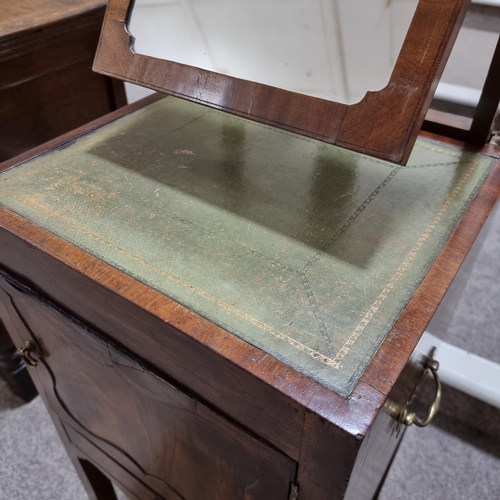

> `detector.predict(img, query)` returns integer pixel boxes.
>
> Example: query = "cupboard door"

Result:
[0,275,296,500]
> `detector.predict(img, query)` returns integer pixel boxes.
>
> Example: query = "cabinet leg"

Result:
[71,452,119,500]
[45,411,120,500]
[371,434,404,500]
[0,318,37,402]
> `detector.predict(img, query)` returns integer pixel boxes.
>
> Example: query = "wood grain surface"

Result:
[0,280,297,500]
[0,0,126,161]
[0,0,106,40]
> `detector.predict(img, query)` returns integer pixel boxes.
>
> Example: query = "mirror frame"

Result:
[94,0,469,164]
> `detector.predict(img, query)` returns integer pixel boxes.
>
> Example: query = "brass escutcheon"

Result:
[18,341,38,367]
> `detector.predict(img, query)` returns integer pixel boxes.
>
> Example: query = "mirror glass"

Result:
[128,0,418,105]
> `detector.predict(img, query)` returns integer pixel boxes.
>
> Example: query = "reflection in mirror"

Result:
[128,0,418,105]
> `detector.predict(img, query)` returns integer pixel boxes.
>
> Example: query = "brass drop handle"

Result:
[401,347,441,427]
[18,341,38,367]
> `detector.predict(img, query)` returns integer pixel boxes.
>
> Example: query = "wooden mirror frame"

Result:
[94,0,469,164]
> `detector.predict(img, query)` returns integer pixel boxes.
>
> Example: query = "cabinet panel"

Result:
[0,276,296,500]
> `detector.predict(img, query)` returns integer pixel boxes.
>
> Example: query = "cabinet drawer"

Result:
[0,275,296,500]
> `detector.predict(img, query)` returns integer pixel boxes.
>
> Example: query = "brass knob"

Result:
[400,347,441,427]
[18,341,38,367]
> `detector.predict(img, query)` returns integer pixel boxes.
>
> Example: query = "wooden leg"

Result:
[0,317,37,402]
[42,408,120,500]
[68,450,119,500]
[371,435,404,500]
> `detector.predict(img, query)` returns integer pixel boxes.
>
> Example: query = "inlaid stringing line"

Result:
[331,161,478,369]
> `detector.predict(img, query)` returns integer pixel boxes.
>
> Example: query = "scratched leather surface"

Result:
[0,96,495,396]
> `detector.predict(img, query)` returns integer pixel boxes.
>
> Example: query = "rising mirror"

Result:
[128,0,418,105]
[94,0,469,164]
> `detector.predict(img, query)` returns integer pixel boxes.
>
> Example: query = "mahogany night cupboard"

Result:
[1,0,500,499]
[0,0,126,162]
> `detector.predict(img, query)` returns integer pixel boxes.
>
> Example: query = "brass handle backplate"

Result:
[18,341,38,367]
[400,347,441,427]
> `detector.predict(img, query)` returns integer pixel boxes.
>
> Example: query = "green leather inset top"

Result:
[0,96,495,396]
